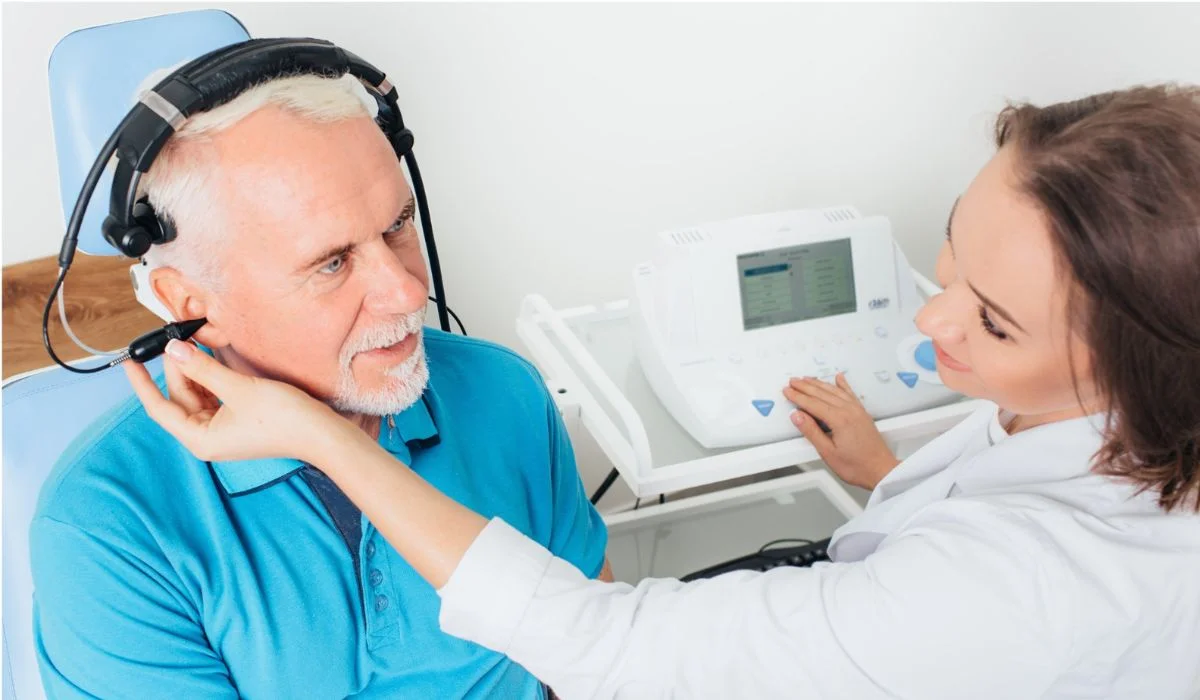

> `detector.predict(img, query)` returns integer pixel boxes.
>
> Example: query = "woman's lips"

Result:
[933,341,971,372]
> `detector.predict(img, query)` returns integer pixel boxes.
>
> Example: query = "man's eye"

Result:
[385,217,409,236]
[320,256,347,275]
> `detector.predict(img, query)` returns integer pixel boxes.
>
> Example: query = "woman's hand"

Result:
[123,339,353,465]
[127,339,488,591]
[783,373,900,490]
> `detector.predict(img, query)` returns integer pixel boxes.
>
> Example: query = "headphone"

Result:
[46,38,452,373]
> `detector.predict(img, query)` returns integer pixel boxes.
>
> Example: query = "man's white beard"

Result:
[331,310,429,416]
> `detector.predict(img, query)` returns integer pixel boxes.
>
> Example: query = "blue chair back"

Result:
[4,10,249,699]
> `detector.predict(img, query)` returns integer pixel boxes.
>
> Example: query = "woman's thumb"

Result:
[165,340,242,398]
[791,410,835,454]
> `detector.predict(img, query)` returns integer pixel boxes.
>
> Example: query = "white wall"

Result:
[8,2,1200,343]
[6,2,1200,490]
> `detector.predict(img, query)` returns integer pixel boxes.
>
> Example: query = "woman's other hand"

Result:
[783,373,900,490]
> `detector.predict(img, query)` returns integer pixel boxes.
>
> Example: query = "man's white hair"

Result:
[133,70,379,287]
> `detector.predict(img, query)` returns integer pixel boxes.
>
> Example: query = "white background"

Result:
[6,2,1200,491]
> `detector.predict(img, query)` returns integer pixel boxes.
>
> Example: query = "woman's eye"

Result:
[978,305,1009,340]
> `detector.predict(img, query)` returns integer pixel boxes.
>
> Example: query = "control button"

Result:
[369,569,384,587]
[914,340,937,371]
[374,595,390,612]
[818,369,837,383]
[874,326,889,338]
[874,370,891,383]
[812,354,827,366]
[897,371,919,388]
[751,399,775,417]
[728,353,744,364]
[366,541,376,558]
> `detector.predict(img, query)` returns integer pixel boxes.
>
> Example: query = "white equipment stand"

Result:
[516,269,989,582]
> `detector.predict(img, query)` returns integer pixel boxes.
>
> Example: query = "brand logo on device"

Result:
[868,297,891,310]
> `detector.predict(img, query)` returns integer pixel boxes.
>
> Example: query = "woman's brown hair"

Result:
[995,85,1200,511]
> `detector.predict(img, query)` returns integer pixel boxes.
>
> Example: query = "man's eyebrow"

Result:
[296,198,419,274]
[967,281,1027,334]
[297,242,354,274]
[387,199,417,233]
[397,199,416,222]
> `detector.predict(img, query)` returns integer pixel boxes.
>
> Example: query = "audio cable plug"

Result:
[116,317,209,365]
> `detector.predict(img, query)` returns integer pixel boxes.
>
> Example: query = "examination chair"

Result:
[3,11,251,698]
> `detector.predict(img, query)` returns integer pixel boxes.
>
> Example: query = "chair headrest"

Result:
[48,9,250,256]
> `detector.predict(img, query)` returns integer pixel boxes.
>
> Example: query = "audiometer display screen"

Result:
[737,238,856,330]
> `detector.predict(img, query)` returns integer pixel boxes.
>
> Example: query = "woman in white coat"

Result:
[127,85,1200,698]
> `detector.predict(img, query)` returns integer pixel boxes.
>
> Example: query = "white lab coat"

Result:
[438,404,1200,699]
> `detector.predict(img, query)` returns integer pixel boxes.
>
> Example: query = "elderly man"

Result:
[30,69,610,699]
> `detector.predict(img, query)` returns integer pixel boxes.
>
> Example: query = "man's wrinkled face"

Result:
[191,107,431,415]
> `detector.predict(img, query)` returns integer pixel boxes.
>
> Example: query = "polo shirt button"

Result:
[369,569,383,587]
[375,595,389,612]
[366,541,376,558]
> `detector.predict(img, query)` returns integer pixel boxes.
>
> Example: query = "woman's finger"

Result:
[791,410,835,453]
[163,354,208,415]
[788,376,850,405]
[834,373,862,404]
[122,360,202,442]
[783,386,838,421]
[165,339,249,400]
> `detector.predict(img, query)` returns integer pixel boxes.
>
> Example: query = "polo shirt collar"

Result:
[211,393,441,497]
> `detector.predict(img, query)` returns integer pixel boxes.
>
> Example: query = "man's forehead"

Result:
[195,110,408,268]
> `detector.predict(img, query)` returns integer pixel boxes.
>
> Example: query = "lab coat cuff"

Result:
[437,517,552,653]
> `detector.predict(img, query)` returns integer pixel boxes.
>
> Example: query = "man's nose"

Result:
[363,249,427,317]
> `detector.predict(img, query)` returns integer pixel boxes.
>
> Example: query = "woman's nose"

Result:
[915,289,967,345]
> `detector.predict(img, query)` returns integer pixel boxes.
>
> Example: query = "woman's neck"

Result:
[1006,403,1097,434]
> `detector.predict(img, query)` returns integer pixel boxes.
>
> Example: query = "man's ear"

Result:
[149,267,231,349]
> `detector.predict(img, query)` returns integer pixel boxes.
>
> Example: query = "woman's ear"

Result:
[150,267,231,349]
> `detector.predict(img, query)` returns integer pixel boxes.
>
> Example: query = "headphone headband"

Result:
[103,38,411,258]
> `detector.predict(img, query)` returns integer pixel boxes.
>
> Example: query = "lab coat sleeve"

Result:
[439,504,1072,699]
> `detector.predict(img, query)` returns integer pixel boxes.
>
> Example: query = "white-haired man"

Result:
[30,72,611,699]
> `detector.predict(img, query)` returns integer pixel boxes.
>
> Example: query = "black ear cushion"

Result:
[131,200,169,245]
[119,226,153,258]
[156,214,179,245]
[101,214,150,257]
[390,129,415,157]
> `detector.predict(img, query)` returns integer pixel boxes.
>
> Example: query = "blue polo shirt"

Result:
[30,329,607,699]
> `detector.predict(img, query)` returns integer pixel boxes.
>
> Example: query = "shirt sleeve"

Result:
[542,398,608,578]
[31,516,238,699]
[439,505,1070,700]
